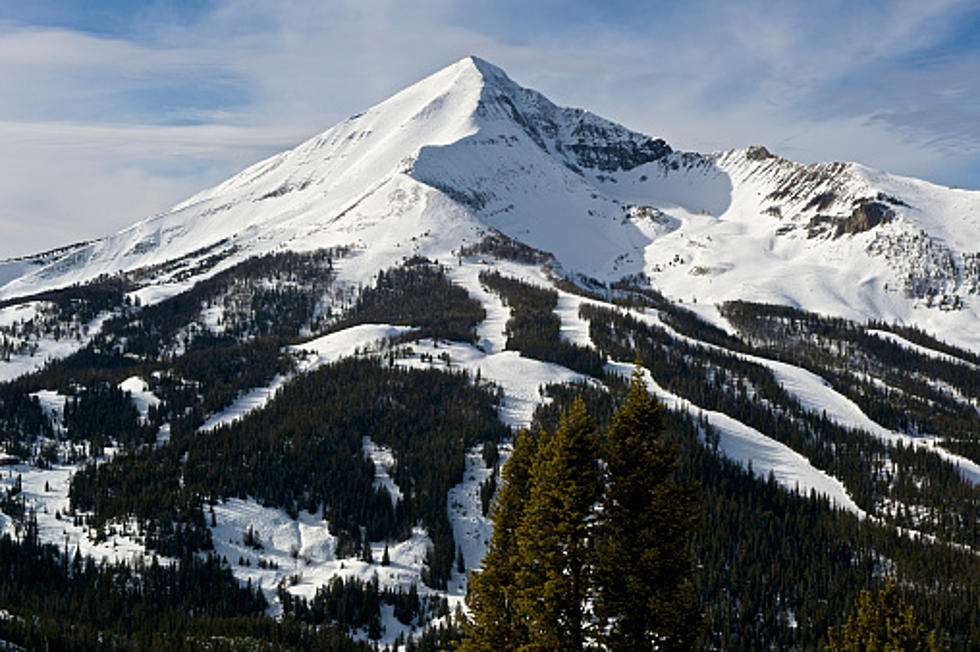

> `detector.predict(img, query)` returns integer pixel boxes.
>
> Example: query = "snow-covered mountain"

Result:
[1,55,977,351]
[2,57,979,648]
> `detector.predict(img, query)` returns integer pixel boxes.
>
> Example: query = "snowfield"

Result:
[119,376,161,423]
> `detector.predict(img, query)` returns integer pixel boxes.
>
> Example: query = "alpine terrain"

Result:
[0,56,977,649]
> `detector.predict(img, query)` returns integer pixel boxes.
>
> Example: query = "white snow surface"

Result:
[210,498,448,646]
[198,373,292,433]
[0,56,975,352]
[618,295,980,484]
[0,301,41,328]
[0,312,113,383]
[363,437,404,506]
[762,357,980,484]
[290,323,415,367]
[0,55,976,640]
[603,360,865,516]
[446,445,498,595]
[31,389,67,435]
[0,461,161,567]
[393,337,594,428]
[119,376,161,422]
[1,277,973,642]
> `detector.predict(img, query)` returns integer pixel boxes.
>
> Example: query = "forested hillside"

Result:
[0,250,976,649]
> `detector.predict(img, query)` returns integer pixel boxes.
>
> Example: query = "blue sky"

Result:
[0,0,978,257]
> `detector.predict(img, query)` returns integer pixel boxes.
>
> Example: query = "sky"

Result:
[0,0,978,258]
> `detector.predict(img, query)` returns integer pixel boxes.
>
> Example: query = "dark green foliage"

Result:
[408,614,466,652]
[516,398,602,650]
[536,382,980,649]
[481,440,499,469]
[152,336,294,421]
[869,321,979,366]
[594,371,701,650]
[479,270,606,376]
[103,248,343,358]
[3,334,292,470]
[0,276,130,315]
[70,358,508,588]
[0,276,132,360]
[478,474,497,517]
[457,232,554,265]
[0,385,52,457]
[467,386,700,651]
[463,429,538,651]
[0,251,337,465]
[829,579,934,651]
[63,380,152,452]
[337,260,486,343]
[280,575,445,635]
[0,526,386,650]
[3,248,978,650]
[657,302,748,352]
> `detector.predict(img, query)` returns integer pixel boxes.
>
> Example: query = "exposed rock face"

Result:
[836,201,895,237]
[745,145,776,161]
[804,200,895,239]
[565,130,671,172]
[804,191,837,212]
[470,57,673,175]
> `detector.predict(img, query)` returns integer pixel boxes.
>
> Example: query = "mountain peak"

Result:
[436,55,510,84]
[461,55,510,82]
[388,55,514,107]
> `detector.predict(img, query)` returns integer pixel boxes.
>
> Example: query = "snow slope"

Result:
[1,56,974,351]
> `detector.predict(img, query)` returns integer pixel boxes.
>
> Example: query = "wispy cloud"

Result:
[0,120,303,256]
[0,0,977,257]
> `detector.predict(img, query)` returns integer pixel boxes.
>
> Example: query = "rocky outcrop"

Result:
[835,200,895,237]
[745,145,776,161]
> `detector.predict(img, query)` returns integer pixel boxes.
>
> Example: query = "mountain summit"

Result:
[2,56,978,350]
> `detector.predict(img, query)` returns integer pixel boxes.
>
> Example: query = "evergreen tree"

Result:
[594,370,702,650]
[462,429,538,651]
[829,578,936,651]
[515,398,601,650]
[361,538,373,563]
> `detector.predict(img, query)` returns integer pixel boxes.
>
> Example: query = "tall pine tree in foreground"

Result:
[594,369,702,650]
[516,397,601,650]
[463,372,701,650]
[828,578,937,651]
[462,429,538,651]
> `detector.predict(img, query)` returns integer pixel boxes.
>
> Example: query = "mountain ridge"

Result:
[0,55,977,350]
